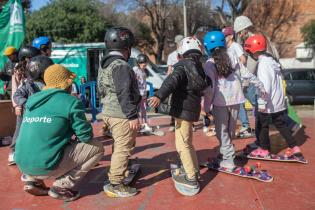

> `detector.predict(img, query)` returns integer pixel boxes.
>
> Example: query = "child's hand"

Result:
[15,107,22,116]
[129,119,140,131]
[148,96,161,108]
[260,89,268,99]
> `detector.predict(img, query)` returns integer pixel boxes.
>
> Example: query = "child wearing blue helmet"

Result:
[32,36,52,57]
[203,31,245,170]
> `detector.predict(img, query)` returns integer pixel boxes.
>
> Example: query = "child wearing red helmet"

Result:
[244,34,304,159]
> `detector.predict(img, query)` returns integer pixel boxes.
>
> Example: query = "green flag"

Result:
[0,0,25,94]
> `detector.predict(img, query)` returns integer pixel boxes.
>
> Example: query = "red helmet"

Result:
[222,26,234,37]
[244,34,267,54]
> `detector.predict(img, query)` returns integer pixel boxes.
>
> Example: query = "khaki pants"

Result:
[103,116,137,185]
[175,118,199,179]
[32,140,104,189]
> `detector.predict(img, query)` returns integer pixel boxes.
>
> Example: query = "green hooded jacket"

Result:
[15,89,93,175]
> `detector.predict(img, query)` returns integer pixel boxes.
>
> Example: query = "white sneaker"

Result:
[21,174,36,182]
[239,126,249,133]
[203,126,209,133]
[140,124,153,133]
[219,160,236,171]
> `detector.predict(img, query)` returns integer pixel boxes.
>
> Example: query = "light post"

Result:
[183,0,187,37]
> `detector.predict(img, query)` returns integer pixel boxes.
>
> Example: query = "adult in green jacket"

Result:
[15,64,104,202]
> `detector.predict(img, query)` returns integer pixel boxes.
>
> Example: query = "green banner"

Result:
[0,0,25,94]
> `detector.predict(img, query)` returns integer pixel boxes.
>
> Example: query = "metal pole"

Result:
[183,0,187,37]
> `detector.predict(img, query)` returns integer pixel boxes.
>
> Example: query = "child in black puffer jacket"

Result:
[149,36,212,190]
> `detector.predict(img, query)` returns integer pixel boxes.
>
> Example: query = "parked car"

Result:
[156,64,168,76]
[283,68,315,104]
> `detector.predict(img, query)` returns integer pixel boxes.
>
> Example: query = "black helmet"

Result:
[18,46,40,61]
[105,27,135,51]
[26,55,54,80]
[136,54,148,64]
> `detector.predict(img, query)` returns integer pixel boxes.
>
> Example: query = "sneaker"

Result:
[104,183,137,198]
[219,160,236,171]
[202,126,209,133]
[8,152,15,166]
[239,126,249,133]
[206,128,216,137]
[238,127,253,137]
[48,186,80,201]
[172,174,199,189]
[291,146,301,154]
[250,147,269,158]
[284,146,302,158]
[24,180,49,196]
[292,124,302,136]
[140,123,153,133]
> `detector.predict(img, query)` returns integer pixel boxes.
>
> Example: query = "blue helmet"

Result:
[203,31,225,56]
[32,36,51,50]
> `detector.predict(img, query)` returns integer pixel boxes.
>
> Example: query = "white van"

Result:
[51,43,166,90]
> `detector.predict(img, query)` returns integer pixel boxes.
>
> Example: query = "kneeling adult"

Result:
[15,64,104,201]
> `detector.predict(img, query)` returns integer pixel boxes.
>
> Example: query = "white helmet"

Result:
[234,15,253,33]
[177,36,203,55]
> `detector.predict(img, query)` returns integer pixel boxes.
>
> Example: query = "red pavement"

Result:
[1,115,315,210]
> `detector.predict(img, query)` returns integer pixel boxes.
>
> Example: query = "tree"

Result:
[244,0,300,56]
[301,20,315,48]
[215,0,250,25]
[100,1,155,55]
[25,0,112,43]
[186,0,216,34]
[129,0,180,64]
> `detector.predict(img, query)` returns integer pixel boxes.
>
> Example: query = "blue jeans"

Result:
[239,84,257,128]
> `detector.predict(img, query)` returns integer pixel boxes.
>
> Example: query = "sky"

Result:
[30,0,50,11]
[30,0,230,13]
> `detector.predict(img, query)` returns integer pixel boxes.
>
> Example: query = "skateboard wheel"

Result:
[244,166,251,173]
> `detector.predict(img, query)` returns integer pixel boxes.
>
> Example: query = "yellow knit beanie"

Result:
[3,46,16,56]
[43,64,76,90]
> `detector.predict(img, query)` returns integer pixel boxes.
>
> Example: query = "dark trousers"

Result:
[257,110,297,150]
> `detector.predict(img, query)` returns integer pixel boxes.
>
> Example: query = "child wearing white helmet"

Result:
[149,36,212,189]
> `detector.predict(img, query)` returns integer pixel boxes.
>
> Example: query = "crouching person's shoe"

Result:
[24,180,49,196]
[104,183,137,198]
[48,186,80,202]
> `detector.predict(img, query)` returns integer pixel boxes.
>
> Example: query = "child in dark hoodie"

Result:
[148,36,212,190]
[8,55,53,165]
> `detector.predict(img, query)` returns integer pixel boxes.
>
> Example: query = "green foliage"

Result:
[301,19,315,48]
[25,0,112,44]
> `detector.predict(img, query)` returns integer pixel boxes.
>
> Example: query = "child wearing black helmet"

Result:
[8,55,53,165]
[133,54,152,133]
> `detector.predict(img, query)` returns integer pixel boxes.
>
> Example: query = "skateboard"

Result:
[139,126,165,137]
[200,161,273,183]
[103,163,141,193]
[238,145,308,164]
[247,153,308,164]
[170,164,200,196]
[123,163,141,185]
